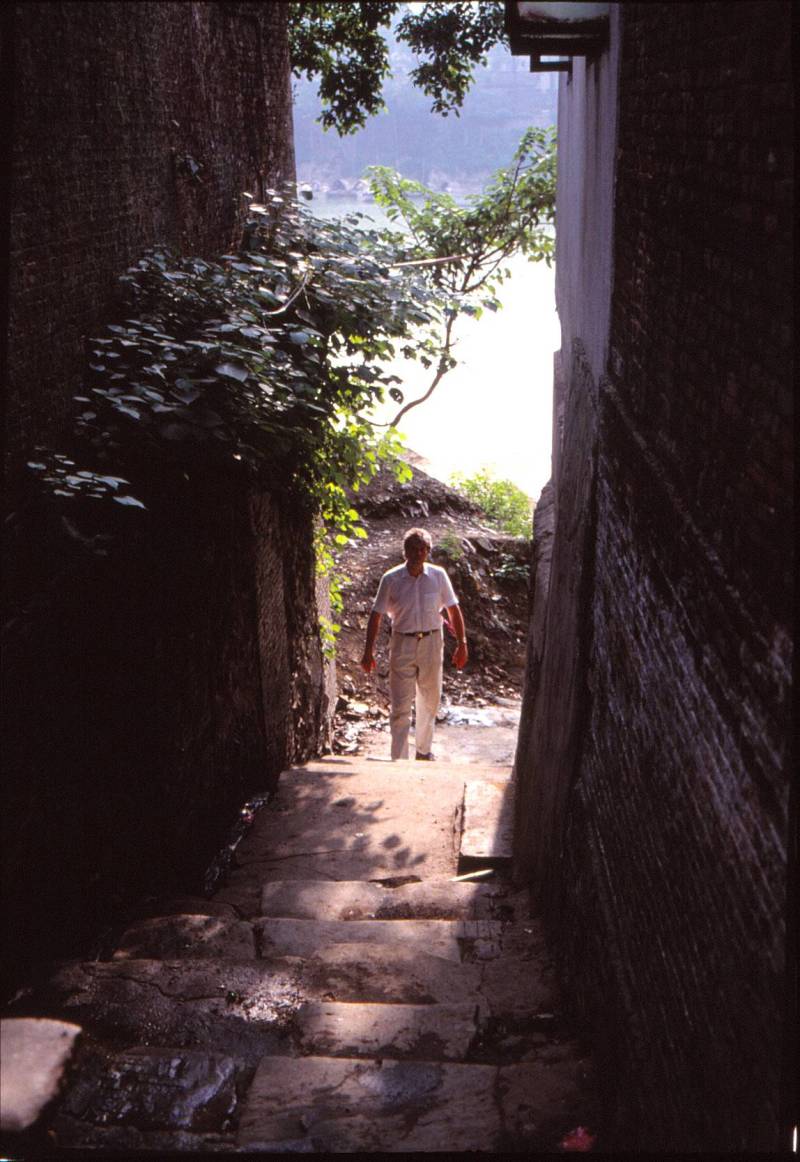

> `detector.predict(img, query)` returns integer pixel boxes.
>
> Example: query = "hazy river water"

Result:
[310,197,558,501]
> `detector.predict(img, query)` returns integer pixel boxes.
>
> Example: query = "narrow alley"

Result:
[4,753,596,1152]
[2,2,792,1154]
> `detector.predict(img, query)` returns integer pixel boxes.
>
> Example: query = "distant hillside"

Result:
[293,36,557,193]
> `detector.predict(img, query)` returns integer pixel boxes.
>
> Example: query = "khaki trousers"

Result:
[388,629,443,760]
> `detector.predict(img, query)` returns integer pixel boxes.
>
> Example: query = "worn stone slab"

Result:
[235,782,463,883]
[254,918,504,963]
[49,1119,238,1154]
[260,878,501,921]
[295,1001,482,1061]
[297,943,485,1006]
[294,758,511,782]
[0,1018,82,1132]
[237,1055,501,1152]
[46,959,302,1066]
[58,1047,239,1133]
[460,779,515,863]
[47,946,487,1028]
[112,914,256,961]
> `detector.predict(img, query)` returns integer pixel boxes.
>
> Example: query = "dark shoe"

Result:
[415,751,435,761]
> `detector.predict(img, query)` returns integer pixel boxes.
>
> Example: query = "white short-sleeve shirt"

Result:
[372,562,458,633]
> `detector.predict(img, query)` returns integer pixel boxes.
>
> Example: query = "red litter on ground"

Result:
[559,1126,596,1152]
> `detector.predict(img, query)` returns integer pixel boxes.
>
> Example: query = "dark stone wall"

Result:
[514,2,792,1152]
[3,473,325,983]
[8,0,295,455]
[513,348,598,901]
[2,3,329,990]
[609,0,792,632]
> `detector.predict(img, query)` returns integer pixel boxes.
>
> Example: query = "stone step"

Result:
[294,757,512,782]
[229,763,512,888]
[237,1054,501,1152]
[294,1000,482,1061]
[259,877,502,921]
[47,945,488,1037]
[254,917,504,963]
[0,1018,82,1133]
[112,914,256,961]
[234,779,465,883]
[460,778,515,867]
[55,1050,240,1138]
[237,1053,588,1152]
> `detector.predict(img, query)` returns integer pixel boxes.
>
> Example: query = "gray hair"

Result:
[403,527,432,551]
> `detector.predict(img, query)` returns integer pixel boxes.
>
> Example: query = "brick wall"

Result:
[2,3,331,989]
[8,0,295,454]
[514,2,792,1151]
[609,0,792,630]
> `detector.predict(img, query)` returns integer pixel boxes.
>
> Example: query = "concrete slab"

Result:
[260,877,502,921]
[295,1001,482,1061]
[460,779,515,863]
[0,1017,81,1132]
[112,914,256,960]
[237,1055,502,1152]
[254,917,504,963]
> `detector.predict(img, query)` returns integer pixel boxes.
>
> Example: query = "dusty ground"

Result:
[330,453,532,762]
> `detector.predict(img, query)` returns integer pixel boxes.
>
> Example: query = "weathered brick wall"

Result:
[9,0,295,454]
[2,3,331,990]
[514,1,792,1151]
[608,0,792,631]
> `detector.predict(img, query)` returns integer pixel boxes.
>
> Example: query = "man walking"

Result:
[361,528,468,760]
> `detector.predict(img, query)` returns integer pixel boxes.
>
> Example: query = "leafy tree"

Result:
[288,1,507,134]
[367,124,556,425]
[28,189,441,551]
[288,2,556,436]
[450,468,532,538]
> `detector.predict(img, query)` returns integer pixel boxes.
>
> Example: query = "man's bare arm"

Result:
[446,603,468,670]
[361,610,382,672]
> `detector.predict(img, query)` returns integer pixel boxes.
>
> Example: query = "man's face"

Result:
[404,537,429,573]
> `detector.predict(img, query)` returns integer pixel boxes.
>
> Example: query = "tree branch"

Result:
[262,272,313,317]
[387,313,457,428]
[391,254,470,268]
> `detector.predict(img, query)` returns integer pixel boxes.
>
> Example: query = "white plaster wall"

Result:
[554,3,621,383]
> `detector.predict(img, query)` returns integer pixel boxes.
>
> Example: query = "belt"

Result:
[396,628,440,639]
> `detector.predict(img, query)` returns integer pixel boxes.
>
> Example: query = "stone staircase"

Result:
[2,757,596,1152]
